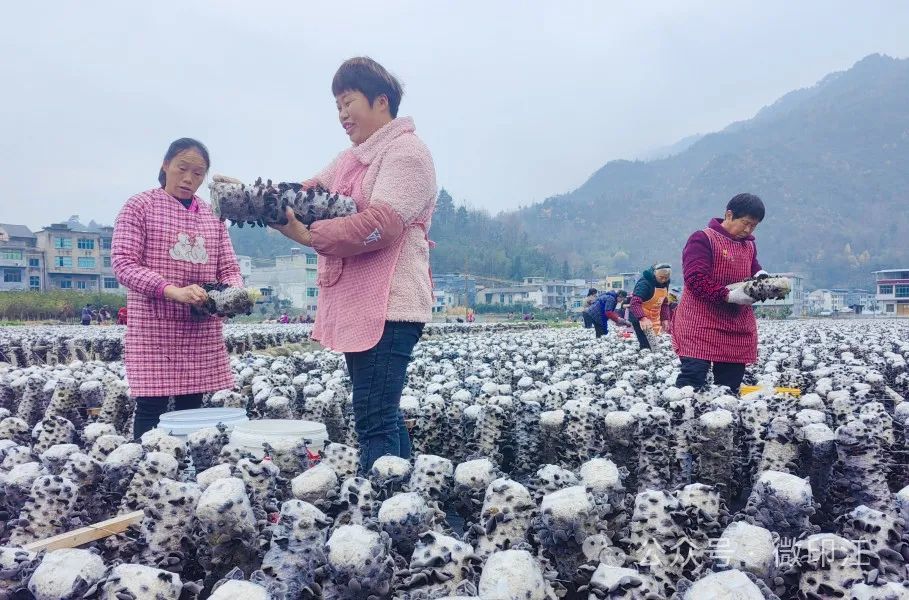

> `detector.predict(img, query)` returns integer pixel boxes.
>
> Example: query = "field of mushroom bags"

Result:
[1,320,909,599]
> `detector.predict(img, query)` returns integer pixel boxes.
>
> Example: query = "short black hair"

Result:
[332,57,404,118]
[159,138,210,187]
[617,290,628,298]
[726,193,765,222]
[587,288,598,296]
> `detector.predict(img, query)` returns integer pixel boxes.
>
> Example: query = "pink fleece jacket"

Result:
[307,117,437,352]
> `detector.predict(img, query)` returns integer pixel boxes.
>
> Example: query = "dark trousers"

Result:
[676,357,746,393]
[582,313,594,329]
[133,393,203,440]
[345,321,423,473]
[593,321,606,338]
[630,317,651,350]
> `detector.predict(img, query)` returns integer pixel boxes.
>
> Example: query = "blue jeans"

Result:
[345,321,423,472]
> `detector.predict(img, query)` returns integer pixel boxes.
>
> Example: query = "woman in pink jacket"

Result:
[272,57,437,472]
[112,138,243,439]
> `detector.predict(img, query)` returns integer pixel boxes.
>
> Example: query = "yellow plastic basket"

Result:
[740,386,801,397]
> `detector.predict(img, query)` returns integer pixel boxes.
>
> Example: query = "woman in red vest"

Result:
[672,194,768,393]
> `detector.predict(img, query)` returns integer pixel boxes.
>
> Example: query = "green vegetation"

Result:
[0,291,125,321]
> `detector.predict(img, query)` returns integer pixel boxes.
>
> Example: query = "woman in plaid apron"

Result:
[112,138,243,439]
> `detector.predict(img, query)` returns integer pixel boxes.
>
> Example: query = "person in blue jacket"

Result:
[584,290,630,338]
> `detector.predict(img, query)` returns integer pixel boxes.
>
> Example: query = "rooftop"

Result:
[0,223,36,239]
[40,216,113,235]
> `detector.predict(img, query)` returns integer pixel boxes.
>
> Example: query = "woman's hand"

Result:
[639,317,653,330]
[270,207,313,246]
[164,284,208,306]
[661,320,671,334]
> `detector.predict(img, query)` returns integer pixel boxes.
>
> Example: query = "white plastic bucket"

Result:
[157,407,249,438]
[230,419,328,458]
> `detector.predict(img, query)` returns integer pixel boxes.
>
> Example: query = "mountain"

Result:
[511,54,909,288]
[230,54,909,289]
[636,133,705,161]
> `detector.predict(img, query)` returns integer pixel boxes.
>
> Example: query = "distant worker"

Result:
[81,304,93,326]
[117,306,128,325]
[667,288,680,326]
[629,264,672,349]
[279,311,290,324]
[672,193,768,393]
[585,289,630,338]
[581,288,598,329]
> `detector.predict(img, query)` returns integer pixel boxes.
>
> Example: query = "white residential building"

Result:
[477,286,544,308]
[874,269,909,317]
[235,255,253,282]
[432,289,458,313]
[807,289,835,315]
[245,248,319,314]
[540,279,588,310]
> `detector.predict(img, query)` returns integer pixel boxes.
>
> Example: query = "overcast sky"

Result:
[2,1,908,230]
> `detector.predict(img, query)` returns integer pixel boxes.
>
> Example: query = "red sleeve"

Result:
[629,295,645,319]
[683,231,729,304]
[751,243,763,276]
[309,202,405,258]
[216,222,244,287]
[309,141,434,259]
[111,197,169,298]
[605,310,623,323]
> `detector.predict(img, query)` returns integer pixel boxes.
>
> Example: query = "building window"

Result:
[77,257,96,269]
[879,285,893,295]
[3,269,21,283]
[101,238,112,250]
[28,258,39,267]
[612,281,622,288]
[103,256,111,268]
[54,237,72,249]
[306,254,317,265]
[896,286,909,298]
[29,276,40,290]
[103,277,119,289]
[76,280,87,290]
[77,238,95,250]
[886,304,895,313]
[306,288,319,298]
[1,249,23,260]
[59,279,72,289]
[55,256,73,268]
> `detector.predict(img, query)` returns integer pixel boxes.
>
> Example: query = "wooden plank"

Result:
[23,510,144,552]
[87,407,101,417]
